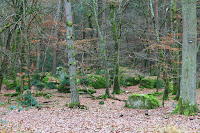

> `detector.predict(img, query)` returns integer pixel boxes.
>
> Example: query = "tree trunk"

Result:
[53,0,62,76]
[64,0,80,105]
[92,0,110,96]
[173,0,198,116]
[110,3,120,94]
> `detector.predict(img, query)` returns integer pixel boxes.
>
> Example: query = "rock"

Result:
[125,94,161,109]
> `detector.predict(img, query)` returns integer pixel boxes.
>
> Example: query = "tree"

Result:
[173,0,198,116]
[92,0,110,97]
[64,0,80,106]
[110,1,120,94]
[53,0,62,76]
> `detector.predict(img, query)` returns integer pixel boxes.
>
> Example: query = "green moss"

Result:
[4,92,20,97]
[42,77,49,84]
[154,78,164,89]
[3,79,18,90]
[35,92,53,99]
[96,69,105,75]
[125,94,161,109]
[69,102,80,108]
[46,82,57,89]
[97,94,108,99]
[32,74,41,81]
[125,77,140,86]
[78,88,96,94]
[89,75,106,89]
[148,91,164,97]
[99,101,104,105]
[66,20,73,27]
[57,85,70,93]
[139,78,155,89]
[79,77,92,86]
[35,81,45,90]
[172,97,199,116]
[15,85,22,92]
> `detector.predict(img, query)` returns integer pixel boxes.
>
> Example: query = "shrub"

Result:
[15,85,22,92]
[57,85,70,93]
[31,80,39,86]
[35,92,44,97]
[3,79,18,90]
[35,82,45,90]
[89,75,106,89]
[79,78,92,86]
[46,82,57,89]
[20,90,39,107]
[42,77,49,84]
[95,69,105,75]
[32,74,41,81]
[31,80,45,90]
[154,79,164,89]
[57,77,70,93]
[139,78,155,89]
[61,77,70,86]
[15,85,29,92]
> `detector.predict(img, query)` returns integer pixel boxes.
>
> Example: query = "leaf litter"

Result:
[0,85,200,132]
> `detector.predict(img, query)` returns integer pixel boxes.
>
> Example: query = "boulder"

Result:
[125,94,161,109]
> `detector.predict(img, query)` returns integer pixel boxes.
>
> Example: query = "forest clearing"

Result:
[1,0,200,132]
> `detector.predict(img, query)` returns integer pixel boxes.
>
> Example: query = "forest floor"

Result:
[0,85,200,133]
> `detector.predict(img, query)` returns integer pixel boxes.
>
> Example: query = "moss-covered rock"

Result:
[124,77,140,86]
[139,78,155,89]
[125,94,161,109]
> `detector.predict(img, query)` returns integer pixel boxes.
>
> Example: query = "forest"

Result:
[0,0,200,132]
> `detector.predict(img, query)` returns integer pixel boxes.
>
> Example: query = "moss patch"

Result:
[172,97,199,116]
[89,75,106,89]
[4,92,20,97]
[123,77,140,86]
[125,94,161,109]
[139,78,155,89]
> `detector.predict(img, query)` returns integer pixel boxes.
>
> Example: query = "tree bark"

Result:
[53,0,62,76]
[92,0,110,96]
[110,3,120,94]
[64,0,80,105]
[173,0,198,116]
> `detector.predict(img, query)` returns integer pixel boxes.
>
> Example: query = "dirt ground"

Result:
[0,85,200,132]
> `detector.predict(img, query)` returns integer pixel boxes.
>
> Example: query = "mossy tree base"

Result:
[172,98,199,116]
[69,102,80,109]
